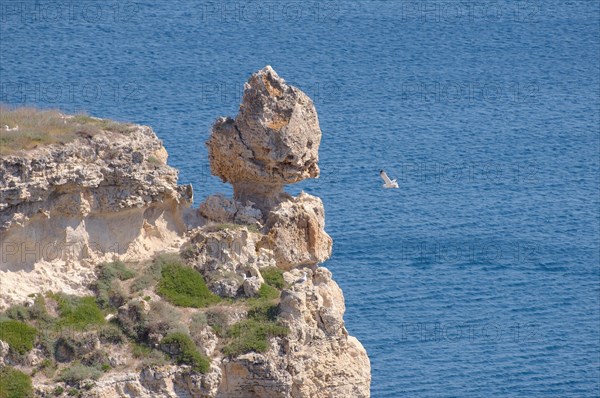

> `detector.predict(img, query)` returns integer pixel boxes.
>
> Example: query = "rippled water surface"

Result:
[2,1,599,396]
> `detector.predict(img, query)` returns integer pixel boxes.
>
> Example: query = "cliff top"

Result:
[0,106,135,156]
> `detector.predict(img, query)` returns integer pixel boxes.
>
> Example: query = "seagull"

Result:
[295,272,308,284]
[380,169,399,188]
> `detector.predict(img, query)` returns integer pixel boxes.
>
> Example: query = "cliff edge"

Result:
[0,67,371,397]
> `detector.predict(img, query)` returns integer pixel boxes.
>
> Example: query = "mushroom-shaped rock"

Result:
[206,66,322,212]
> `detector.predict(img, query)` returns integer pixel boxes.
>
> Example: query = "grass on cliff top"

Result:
[0,105,134,155]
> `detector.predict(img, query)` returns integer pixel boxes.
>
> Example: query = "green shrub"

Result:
[29,294,52,322]
[55,295,105,329]
[59,363,103,385]
[67,388,79,396]
[82,350,111,369]
[222,319,289,357]
[0,319,37,354]
[5,305,30,322]
[157,262,220,308]
[160,332,210,373]
[247,301,279,322]
[52,386,65,396]
[260,267,285,289]
[131,342,153,359]
[256,283,280,300]
[97,261,136,282]
[0,366,34,398]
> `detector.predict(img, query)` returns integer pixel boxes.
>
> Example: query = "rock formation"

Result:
[0,66,371,397]
[0,125,192,306]
[206,66,321,213]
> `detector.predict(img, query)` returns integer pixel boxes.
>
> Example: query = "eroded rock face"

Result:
[218,267,371,398]
[260,192,333,270]
[185,227,275,298]
[206,66,321,212]
[0,125,192,308]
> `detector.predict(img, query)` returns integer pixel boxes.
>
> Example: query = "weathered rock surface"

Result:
[0,125,192,308]
[2,67,370,397]
[206,66,322,212]
[218,267,371,398]
[260,192,332,270]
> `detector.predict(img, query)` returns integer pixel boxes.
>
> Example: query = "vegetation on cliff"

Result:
[0,106,134,155]
[0,366,34,398]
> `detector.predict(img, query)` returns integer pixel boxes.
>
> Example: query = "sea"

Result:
[1,1,599,396]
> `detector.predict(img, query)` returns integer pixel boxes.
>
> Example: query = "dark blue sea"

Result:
[2,1,599,396]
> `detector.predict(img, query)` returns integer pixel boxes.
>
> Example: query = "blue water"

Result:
[2,1,599,396]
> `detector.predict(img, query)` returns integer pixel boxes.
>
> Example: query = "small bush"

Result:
[256,283,280,300]
[260,267,285,289]
[54,333,98,363]
[0,366,34,398]
[157,262,220,308]
[247,301,280,323]
[52,386,65,396]
[5,305,30,322]
[160,332,210,373]
[55,295,105,329]
[29,294,52,321]
[189,312,207,334]
[0,319,37,354]
[59,363,103,385]
[82,350,111,369]
[222,319,289,357]
[97,261,136,282]
[67,388,79,396]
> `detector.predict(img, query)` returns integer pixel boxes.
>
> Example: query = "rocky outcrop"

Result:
[1,66,370,397]
[260,193,332,270]
[206,66,321,213]
[219,267,370,398]
[0,125,192,308]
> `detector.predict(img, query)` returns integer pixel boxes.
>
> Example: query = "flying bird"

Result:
[380,169,399,188]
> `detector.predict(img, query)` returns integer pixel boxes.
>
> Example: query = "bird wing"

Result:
[380,170,393,185]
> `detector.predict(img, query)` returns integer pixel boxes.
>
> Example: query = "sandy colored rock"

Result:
[260,192,333,270]
[206,66,321,212]
[0,125,192,308]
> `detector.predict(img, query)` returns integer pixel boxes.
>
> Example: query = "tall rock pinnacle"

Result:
[206,66,322,212]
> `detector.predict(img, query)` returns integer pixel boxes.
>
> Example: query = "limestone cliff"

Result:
[0,67,371,397]
[0,124,193,306]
